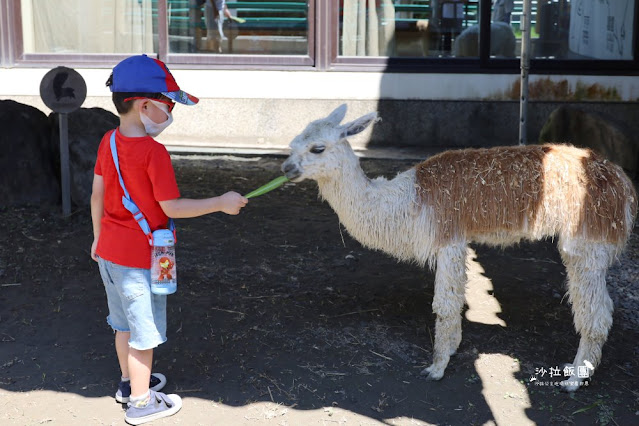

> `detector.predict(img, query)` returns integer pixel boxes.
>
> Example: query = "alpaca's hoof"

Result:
[559,363,592,392]
[424,371,444,382]
[420,365,444,381]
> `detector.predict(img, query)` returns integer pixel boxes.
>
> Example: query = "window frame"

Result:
[4,0,317,69]
[162,0,316,68]
[7,0,153,67]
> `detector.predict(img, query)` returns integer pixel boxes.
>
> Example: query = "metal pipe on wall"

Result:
[519,0,532,145]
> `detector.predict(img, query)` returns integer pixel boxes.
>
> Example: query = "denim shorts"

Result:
[97,257,167,350]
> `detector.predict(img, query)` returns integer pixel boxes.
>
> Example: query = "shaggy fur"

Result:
[415,144,636,248]
[281,104,637,392]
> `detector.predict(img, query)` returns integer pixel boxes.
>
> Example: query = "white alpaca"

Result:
[452,22,516,58]
[281,104,637,392]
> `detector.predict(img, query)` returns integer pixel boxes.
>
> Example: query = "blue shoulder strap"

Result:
[109,130,175,246]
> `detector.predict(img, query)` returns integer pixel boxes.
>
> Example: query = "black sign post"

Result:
[39,67,87,216]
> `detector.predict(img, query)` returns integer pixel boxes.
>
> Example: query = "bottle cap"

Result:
[152,229,175,246]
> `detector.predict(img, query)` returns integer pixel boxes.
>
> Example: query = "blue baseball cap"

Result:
[110,54,199,106]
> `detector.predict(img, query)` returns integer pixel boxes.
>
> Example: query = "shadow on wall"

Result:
[369,69,521,151]
[539,106,639,177]
[369,70,639,179]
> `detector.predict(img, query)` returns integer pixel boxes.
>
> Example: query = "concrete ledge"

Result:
[5,95,639,155]
[166,143,441,160]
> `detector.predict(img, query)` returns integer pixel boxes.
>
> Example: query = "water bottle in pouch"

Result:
[150,229,177,295]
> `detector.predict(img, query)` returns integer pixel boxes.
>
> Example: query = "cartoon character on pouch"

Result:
[158,256,174,280]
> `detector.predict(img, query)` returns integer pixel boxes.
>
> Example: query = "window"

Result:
[339,0,479,58]
[336,0,636,59]
[20,0,155,55]
[167,0,309,56]
[162,0,314,66]
[3,0,638,73]
[523,0,635,60]
[11,0,313,67]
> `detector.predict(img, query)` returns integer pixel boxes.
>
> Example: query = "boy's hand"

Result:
[90,238,98,261]
[219,191,248,215]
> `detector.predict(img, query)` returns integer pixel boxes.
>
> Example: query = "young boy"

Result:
[90,54,248,425]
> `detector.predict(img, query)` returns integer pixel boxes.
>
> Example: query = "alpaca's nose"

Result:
[281,159,301,180]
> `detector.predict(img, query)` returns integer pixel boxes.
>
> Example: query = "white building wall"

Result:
[2,68,638,151]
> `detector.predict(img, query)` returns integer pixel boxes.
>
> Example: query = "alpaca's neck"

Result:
[317,148,370,213]
[316,145,421,263]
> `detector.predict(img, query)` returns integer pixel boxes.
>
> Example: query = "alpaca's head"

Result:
[281,104,378,182]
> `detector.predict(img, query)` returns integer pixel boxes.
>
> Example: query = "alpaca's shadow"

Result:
[464,240,570,424]
[277,237,576,425]
[463,239,635,425]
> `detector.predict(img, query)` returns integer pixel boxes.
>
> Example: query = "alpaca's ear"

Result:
[340,112,379,138]
[327,104,348,125]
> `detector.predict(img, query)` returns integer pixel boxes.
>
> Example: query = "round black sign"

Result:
[39,66,87,113]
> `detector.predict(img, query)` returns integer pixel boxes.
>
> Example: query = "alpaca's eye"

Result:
[310,146,325,154]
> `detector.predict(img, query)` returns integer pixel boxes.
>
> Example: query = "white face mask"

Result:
[140,99,173,137]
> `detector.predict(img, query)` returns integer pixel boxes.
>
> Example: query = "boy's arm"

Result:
[90,174,105,261]
[159,191,248,218]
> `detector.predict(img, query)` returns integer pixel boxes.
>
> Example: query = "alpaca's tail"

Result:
[621,171,638,247]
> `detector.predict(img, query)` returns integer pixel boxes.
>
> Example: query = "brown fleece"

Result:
[415,144,636,247]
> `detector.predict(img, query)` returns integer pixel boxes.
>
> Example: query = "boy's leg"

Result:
[100,258,168,405]
[100,259,180,422]
[116,332,166,403]
[129,348,153,399]
[116,331,131,378]
[120,267,168,408]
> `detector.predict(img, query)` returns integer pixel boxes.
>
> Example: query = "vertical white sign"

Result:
[569,0,635,59]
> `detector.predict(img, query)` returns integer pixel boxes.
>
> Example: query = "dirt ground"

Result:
[1,154,638,426]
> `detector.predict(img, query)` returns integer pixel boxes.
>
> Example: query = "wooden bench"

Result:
[226,1,307,35]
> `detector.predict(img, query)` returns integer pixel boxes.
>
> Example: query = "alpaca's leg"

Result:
[422,243,467,381]
[559,243,614,392]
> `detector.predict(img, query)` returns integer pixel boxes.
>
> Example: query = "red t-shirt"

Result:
[94,129,180,268]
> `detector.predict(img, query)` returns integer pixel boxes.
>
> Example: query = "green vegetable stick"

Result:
[245,176,289,199]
